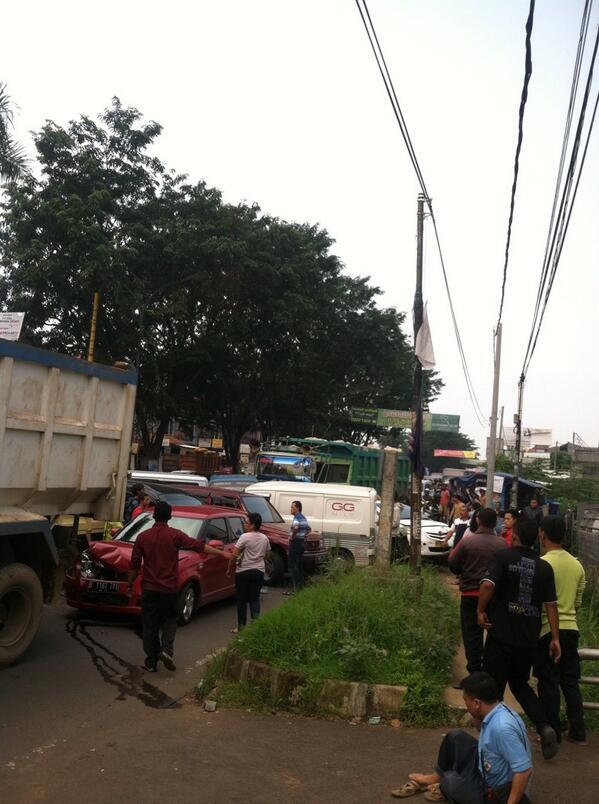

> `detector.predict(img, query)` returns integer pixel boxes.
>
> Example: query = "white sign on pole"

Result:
[493,475,504,494]
[0,313,25,341]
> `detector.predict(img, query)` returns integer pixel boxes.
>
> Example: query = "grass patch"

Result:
[224,564,459,725]
[578,566,599,731]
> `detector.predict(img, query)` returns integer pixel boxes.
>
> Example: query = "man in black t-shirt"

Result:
[477,517,562,760]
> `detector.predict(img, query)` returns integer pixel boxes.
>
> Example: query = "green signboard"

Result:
[351,408,460,433]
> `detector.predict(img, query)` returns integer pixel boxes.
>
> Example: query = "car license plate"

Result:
[87,580,121,593]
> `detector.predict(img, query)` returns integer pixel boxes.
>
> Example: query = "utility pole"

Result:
[486,324,502,513]
[376,447,398,569]
[511,375,525,507]
[87,292,100,363]
[553,440,558,473]
[409,194,425,577]
[498,406,505,453]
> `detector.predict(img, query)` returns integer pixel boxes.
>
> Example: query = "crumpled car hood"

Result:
[88,541,132,572]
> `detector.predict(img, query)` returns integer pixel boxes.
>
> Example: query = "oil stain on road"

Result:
[66,618,181,710]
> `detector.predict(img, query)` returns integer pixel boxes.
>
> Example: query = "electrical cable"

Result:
[355,0,487,425]
[496,0,536,329]
[522,18,599,377]
[521,0,594,373]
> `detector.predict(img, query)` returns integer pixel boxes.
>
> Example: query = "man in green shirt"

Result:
[534,515,587,745]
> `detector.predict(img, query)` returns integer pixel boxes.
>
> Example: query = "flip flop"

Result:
[424,784,446,802]
[390,780,428,798]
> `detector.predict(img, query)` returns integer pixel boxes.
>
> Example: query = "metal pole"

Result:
[511,375,525,508]
[376,447,397,569]
[498,405,505,454]
[410,194,425,577]
[486,324,502,514]
[87,292,100,363]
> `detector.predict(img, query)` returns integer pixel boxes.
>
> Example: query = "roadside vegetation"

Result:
[578,567,599,730]
[202,565,460,726]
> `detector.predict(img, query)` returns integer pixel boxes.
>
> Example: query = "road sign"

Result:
[351,407,460,433]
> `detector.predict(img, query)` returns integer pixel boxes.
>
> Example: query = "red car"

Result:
[65,506,248,625]
[173,485,327,585]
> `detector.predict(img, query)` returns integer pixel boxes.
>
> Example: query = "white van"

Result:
[250,482,377,566]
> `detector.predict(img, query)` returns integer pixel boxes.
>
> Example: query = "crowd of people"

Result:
[392,499,587,802]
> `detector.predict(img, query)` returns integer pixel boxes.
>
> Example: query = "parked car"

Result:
[130,470,209,487]
[395,504,450,559]
[126,480,205,509]
[172,485,327,585]
[65,506,242,624]
[209,474,259,488]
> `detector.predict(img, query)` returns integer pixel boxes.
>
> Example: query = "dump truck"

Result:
[0,338,137,667]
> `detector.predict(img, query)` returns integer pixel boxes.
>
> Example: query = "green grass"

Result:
[225,564,460,725]
[578,567,599,731]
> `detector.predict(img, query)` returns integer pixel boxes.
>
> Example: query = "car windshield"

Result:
[158,493,204,507]
[116,515,204,543]
[241,495,284,524]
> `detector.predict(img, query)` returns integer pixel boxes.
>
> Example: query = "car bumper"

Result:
[65,571,141,617]
[303,547,328,573]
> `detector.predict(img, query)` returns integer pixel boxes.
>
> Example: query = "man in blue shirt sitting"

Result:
[391,672,532,803]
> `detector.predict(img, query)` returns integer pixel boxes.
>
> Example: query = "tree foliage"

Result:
[0,82,30,184]
[0,98,444,468]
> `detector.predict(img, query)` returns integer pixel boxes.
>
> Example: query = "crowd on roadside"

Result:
[392,498,587,803]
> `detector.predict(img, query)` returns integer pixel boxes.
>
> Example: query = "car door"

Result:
[224,516,246,594]
[200,517,232,598]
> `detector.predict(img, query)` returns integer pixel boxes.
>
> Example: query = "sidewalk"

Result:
[3,703,596,803]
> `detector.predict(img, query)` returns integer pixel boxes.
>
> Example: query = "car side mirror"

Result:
[208,539,225,549]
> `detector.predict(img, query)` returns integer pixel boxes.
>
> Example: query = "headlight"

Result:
[80,550,97,579]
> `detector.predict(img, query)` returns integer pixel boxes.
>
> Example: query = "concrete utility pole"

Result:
[498,406,505,453]
[486,324,502,513]
[511,376,525,508]
[376,447,398,569]
[409,194,425,577]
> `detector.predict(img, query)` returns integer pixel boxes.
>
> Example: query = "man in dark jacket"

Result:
[448,508,508,674]
[128,501,232,672]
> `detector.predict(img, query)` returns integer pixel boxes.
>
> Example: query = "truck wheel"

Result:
[264,551,285,586]
[177,582,198,626]
[329,548,355,570]
[0,563,43,668]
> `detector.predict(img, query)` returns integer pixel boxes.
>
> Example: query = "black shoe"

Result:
[160,651,176,671]
[143,660,157,673]
[540,725,559,760]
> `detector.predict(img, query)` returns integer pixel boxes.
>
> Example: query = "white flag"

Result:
[415,302,436,369]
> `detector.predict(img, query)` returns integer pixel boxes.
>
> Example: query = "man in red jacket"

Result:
[128,501,232,672]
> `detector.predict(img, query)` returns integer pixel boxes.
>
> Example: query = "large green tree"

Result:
[1,98,443,469]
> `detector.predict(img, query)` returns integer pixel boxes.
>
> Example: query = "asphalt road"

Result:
[0,588,285,769]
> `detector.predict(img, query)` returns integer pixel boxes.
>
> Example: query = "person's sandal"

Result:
[390,780,428,798]
[424,784,446,802]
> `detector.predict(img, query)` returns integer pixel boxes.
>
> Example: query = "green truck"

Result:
[257,438,410,497]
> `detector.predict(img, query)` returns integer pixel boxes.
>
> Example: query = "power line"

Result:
[522,14,599,377]
[522,0,594,373]
[496,0,536,329]
[355,0,487,426]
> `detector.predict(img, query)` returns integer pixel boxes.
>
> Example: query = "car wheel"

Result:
[264,550,285,586]
[177,582,198,626]
[329,548,355,569]
[0,563,44,668]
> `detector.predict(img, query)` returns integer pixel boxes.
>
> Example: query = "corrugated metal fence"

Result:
[580,647,599,711]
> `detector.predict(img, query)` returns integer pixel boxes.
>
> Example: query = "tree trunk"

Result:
[138,415,169,469]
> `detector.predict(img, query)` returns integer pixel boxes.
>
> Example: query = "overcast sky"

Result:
[2,0,598,450]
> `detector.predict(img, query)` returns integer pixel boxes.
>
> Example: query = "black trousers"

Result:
[141,590,178,666]
[484,634,549,735]
[235,569,264,627]
[535,630,586,742]
[435,730,484,804]
[288,539,305,590]
[460,596,483,673]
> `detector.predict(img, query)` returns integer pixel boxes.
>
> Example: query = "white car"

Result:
[398,505,450,558]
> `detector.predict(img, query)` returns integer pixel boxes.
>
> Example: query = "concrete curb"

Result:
[217,650,408,719]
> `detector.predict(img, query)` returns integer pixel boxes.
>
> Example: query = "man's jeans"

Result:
[141,590,178,666]
[535,630,586,742]
[460,596,483,673]
[288,538,305,590]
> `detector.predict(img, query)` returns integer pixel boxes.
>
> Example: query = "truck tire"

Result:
[264,550,286,586]
[0,563,43,668]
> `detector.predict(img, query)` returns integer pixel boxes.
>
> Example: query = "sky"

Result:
[2,0,598,450]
